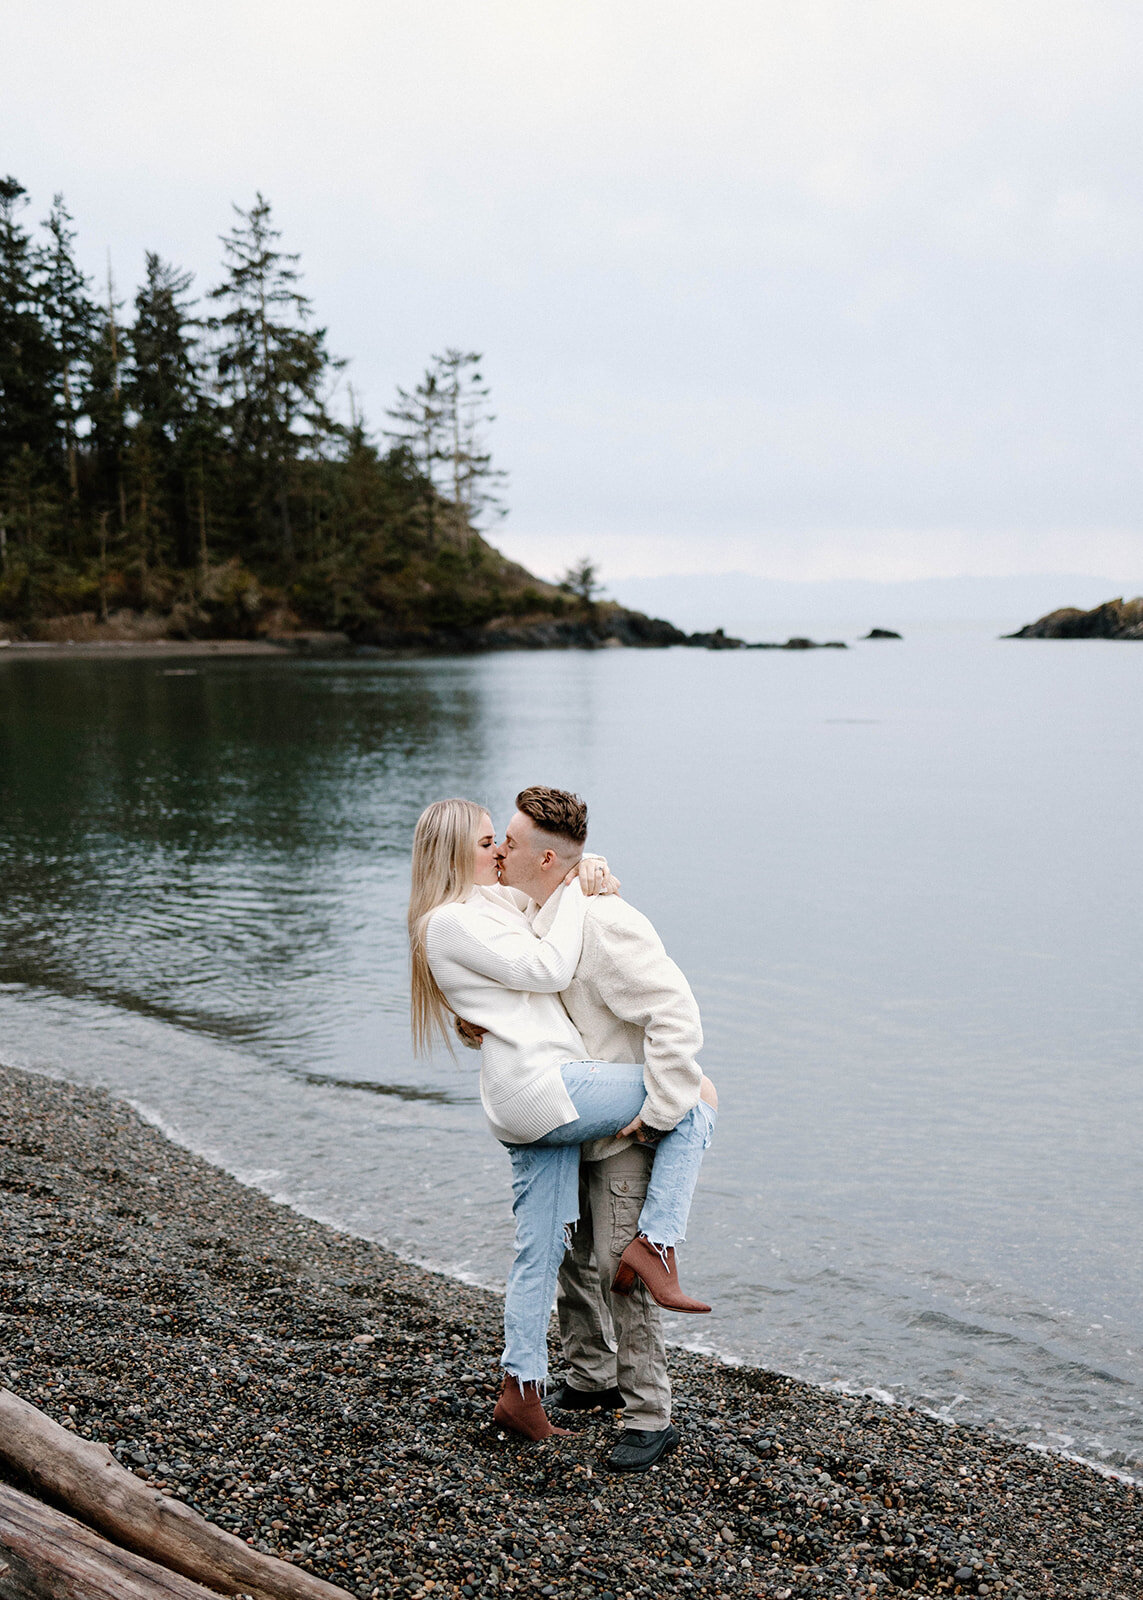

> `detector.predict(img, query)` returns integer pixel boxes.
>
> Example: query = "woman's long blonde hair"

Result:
[408,797,487,1055]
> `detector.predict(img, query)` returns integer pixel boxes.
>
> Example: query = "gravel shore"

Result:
[0,1063,1138,1600]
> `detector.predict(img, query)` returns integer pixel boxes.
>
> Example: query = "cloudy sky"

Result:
[3,2,1141,585]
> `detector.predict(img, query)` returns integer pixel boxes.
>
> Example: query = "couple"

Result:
[407,785,717,1471]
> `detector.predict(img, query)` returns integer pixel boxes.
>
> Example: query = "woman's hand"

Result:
[454,1016,486,1050]
[617,1116,668,1144]
[571,854,621,896]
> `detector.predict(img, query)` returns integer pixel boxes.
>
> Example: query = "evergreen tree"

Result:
[561,557,603,607]
[128,253,207,566]
[384,365,444,549]
[37,193,97,504]
[0,176,57,536]
[208,194,341,564]
[387,350,507,551]
[85,261,129,531]
[131,254,201,444]
[434,348,507,535]
[0,436,62,585]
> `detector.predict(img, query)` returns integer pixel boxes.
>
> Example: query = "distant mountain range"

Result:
[606,573,1143,639]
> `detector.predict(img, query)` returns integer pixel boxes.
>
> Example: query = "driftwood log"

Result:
[0,1479,224,1598]
[0,1389,354,1600]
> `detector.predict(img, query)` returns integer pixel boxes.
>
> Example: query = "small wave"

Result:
[822,1379,1141,1485]
[910,1308,1132,1389]
[0,965,270,1045]
[299,1072,472,1106]
[1024,1439,1138,1486]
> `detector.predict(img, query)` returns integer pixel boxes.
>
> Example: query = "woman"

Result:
[408,797,716,1440]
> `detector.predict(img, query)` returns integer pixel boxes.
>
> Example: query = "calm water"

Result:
[1,633,1140,1475]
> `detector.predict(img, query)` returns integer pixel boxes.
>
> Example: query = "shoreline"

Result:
[1,1063,1139,1600]
[0,636,360,660]
[19,1056,1137,1495]
[0,622,842,660]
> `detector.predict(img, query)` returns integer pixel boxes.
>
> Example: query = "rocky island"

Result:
[1004,597,1143,640]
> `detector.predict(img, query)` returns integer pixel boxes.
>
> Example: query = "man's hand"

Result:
[454,1016,486,1050]
[617,1116,668,1145]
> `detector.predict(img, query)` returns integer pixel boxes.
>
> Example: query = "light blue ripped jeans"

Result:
[500,1061,717,1384]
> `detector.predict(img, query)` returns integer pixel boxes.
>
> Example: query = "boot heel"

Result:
[611,1261,638,1296]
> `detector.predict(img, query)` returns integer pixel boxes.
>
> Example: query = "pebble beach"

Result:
[0,1063,1138,1600]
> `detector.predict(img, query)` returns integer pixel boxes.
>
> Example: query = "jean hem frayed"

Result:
[501,1368,547,1394]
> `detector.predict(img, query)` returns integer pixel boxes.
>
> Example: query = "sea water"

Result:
[1,628,1140,1473]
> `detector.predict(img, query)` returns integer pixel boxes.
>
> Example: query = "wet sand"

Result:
[0,1064,1138,1599]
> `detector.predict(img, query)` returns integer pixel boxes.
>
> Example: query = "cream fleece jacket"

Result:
[424,881,588,1143]
[531,891,704,1160]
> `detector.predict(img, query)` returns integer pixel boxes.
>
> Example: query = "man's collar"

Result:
[530,882,565,937]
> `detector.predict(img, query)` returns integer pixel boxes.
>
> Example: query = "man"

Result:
[496,785,716,1473]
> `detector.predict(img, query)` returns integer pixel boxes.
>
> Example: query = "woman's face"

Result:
[473,812,500,886]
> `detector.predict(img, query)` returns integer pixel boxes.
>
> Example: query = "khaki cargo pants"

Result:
[555,1141,671,1430]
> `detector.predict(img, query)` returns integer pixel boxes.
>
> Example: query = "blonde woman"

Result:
[409,797,716,1441]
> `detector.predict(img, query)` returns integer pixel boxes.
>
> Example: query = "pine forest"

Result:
[0,178,586,645]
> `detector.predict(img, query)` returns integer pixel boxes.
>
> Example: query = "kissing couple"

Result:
[407,785,717,1473]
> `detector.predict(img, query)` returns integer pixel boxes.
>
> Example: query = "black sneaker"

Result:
[606,1424,679,1472]
[547,1382,625,1412]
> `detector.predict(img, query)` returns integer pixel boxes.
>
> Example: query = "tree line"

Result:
[0,178,552,639]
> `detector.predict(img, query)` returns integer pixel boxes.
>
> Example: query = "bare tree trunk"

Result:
[197,457,209,587]
[61,364,79,502]
[139,486,149,598]
[450,396,465,551]
[277,471,293,565]
[97,511,109,622]
[0,1389,354,1600]
[420,417,437,553]
[108,259,128,531]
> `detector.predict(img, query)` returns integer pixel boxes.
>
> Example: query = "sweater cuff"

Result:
[638,1100,680,1134]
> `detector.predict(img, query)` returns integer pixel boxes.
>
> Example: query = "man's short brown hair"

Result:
[515,786,588,846]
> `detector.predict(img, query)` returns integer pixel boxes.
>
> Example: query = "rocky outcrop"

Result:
[477,609,692,651]
[1005,597,1143,640]
[863,628,902,640]
[352,608,693,654]
[278,616,851,654]
[685,627,744,649]
[4,607,853,657]
[766,636,848,650]
[682,630,847,651]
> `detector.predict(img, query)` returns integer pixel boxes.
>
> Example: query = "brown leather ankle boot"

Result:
[492,1377,571,1440]
[612,1235,711,1313]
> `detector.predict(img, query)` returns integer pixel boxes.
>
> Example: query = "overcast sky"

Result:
[3,1,1141,584]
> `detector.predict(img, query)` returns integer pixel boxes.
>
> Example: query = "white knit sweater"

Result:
[425,880,588,1143]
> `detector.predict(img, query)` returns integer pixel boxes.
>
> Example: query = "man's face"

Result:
[497,810,550,899]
